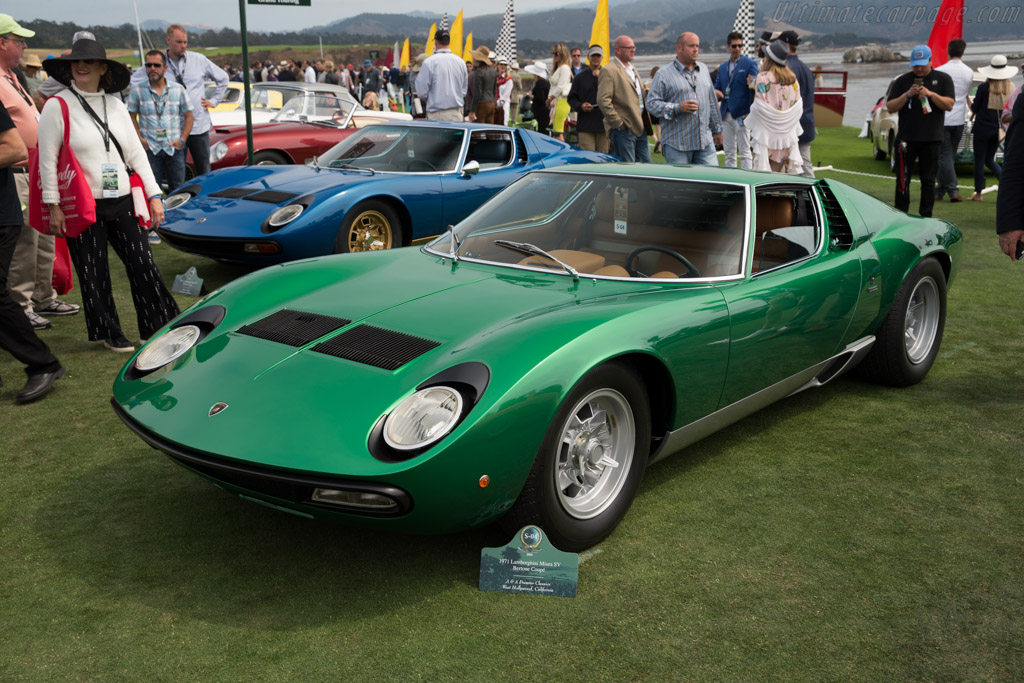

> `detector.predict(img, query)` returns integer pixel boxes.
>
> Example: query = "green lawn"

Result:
[1,127,1022,680]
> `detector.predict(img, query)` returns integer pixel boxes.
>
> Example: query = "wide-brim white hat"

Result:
[523,61,548,79]
[978,55,1019,80]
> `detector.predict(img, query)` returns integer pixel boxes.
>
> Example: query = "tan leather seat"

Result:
[753,196,794,271]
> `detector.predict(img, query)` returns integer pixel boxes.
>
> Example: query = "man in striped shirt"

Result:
[646,33,722,165]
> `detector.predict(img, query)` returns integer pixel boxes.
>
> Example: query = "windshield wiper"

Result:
[448,224,461,262]
[331,163,374,174]
[494,240,579,280]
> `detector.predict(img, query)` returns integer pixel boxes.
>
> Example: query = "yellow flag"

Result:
[426,23,436,56]
[450,10,464,60]
[401,37,410,69]
[589,0,610,66]
[463,33,474,63]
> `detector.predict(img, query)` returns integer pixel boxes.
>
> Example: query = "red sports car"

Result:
[189,91,411,175]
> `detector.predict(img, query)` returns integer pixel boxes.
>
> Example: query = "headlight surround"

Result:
[135,325,202,372]
[211,141,229,162]
[383,386,463,451]
[164,192,192,210]
[268,203,304,227]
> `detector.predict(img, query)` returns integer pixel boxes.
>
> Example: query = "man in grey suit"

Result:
[597,35,651,162]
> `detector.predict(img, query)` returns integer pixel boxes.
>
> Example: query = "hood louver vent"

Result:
[817,180,854,250]
[514,131,528,163]
[237,310,351,346]
[243,190,301,204]
[210,188,259,199]
[312,325,441,371]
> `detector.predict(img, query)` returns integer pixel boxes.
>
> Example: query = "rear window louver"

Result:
[312,325,441,371]
[817,181,854,250]
[237,310,352,346]
[514,131,528,163]
[243,190,301,204]
[210,188,260,199]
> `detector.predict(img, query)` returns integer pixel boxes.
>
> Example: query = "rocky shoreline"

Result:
[843,44,907,64]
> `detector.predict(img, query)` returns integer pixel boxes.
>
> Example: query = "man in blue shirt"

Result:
[714,32,758,169]
[127,50,193,197]
[418,31,469,121]
[779,30,816,177]
[646,32,722,165]
[130,24,227,177]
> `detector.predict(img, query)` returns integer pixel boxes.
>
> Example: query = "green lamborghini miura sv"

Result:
[112,164,963,551]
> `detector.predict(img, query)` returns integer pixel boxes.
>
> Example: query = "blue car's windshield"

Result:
[319,125,465,173]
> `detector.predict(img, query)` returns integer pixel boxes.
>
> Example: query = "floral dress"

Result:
[754,71,801,164]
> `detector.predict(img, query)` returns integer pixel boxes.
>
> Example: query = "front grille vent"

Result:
[210,188,259,199]
[312,325,441,371]
[243,190,301,204]
[237,310,351,346]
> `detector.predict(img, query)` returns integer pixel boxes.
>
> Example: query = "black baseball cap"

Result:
[435,29,450,44]
[778,30,800,46]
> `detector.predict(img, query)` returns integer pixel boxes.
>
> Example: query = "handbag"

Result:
[51,236,74,295]
[28,97,97,238]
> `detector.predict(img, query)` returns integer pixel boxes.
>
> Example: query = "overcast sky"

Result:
[20,0,577,34]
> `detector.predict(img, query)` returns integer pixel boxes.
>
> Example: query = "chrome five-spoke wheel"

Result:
[904,275,940,364]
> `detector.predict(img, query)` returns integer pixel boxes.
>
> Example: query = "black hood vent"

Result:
[312,325,441,370]
[237,310,351,346]
[210,188,259,199]
[243,190,301,204]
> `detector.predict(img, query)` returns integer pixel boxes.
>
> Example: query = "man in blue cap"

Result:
[884,45,954,217]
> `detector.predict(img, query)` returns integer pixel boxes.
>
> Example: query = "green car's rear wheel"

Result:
[858,257,946,387]
[335,200,402,253]
[503,362,650,551]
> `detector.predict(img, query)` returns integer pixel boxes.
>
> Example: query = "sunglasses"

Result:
[145,62,163,68]
[730,44,743,48]
[3,35,27,46]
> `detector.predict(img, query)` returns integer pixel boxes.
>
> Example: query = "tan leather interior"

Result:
[517,250,606,273]
[753,195,795,271]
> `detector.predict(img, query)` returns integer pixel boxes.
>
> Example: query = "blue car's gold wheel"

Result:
[337,200,401,253]
[504,362,650,551]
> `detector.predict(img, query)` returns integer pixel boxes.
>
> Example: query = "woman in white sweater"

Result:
[39,40,178,352]
[547,43,573,141]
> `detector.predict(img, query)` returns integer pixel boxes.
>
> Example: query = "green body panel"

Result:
[112,171,964,534]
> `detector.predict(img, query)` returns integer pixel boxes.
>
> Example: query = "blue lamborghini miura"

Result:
[158,121,616,264]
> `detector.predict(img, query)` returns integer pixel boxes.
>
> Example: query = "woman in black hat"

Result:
[745,40,803,173]
[37,39,178,352]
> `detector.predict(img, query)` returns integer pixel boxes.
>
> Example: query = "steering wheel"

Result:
[406,159,437,172]
[625,245,701,278]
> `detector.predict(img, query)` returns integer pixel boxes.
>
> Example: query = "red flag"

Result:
[927,0,964,68]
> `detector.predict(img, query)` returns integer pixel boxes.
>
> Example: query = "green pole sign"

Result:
[248,0,311,6]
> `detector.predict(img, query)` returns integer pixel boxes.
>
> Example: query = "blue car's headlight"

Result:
[135,325,202,372]
[164,192,192,210]
[268,204,304,227]
[383,386,464,451]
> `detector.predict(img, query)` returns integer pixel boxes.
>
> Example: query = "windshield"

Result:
[271,93,358,124]
[318,125,465,173]
[427,172,748,280]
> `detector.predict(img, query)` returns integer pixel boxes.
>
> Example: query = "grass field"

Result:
[2,127,1022,680]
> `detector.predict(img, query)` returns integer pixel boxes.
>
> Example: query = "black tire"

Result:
[857,257,947,387]
[873,140,886,160]
[333,200,403,253]
[888,137,897,173]
[252,150,289,165]
[501,362,651,551]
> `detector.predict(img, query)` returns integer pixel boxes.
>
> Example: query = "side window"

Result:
[752,188,821,273]
[465,131,514,170]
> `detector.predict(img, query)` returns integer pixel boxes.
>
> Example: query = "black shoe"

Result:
[15,366,65,404]
[104,335,136,352]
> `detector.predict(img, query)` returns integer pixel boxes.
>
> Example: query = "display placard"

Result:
[479,526,579,597]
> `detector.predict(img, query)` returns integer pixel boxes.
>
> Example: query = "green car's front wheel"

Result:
[503,362,650,551]
[335,200,402,253]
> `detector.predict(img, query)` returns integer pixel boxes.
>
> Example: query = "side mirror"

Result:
[462,160,480,176]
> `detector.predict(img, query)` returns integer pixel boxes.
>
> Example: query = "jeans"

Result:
[937,124,964,197]
[973,132,1001,194]
[187,131,211,177]
[610,127,651,162]
[146,147,187,193]
[895,139,940,217]
[664,142,717,165]
[721,112,751,169]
